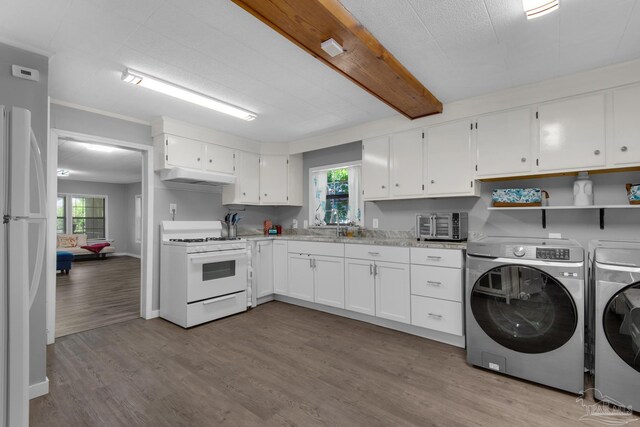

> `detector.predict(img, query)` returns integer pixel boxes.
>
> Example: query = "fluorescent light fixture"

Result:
[57,169,70,177]
[85,143,116,153]
[121,68,257,121]
[321,38,345,57]
[523,0,559,19]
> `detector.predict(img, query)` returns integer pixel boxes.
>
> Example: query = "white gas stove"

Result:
[160,221,250,328]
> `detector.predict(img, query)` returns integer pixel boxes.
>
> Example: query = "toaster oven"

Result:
[416,212,468,241]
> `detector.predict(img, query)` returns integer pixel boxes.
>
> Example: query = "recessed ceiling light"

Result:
[57,169,70,177]
[85,143,116,153]
[523,0,559,19]
[321,38,345,57]
[121,68,257,121]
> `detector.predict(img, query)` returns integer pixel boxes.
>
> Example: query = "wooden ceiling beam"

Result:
[231,0,443,119]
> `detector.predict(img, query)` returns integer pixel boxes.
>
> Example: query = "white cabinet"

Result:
[205,144,235,174]
[411,296,463,336]
[223,151,260,205]
[362,136,390,200]
[313,256,345,308]
[475,108,533,178]
[288,154,303,206]
[612,84,640,166]
[425,120,475,196]
[260,155,288,205]
[163,135,204,170]
[255,241,273,299]
[273,240,288,295]
[288,253,314,301]
[345,258,376,315]
[375,261,410,324]
[390,129,423,197]
[538,93,606,172]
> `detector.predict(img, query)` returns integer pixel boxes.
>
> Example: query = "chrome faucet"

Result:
[330,208,341,237]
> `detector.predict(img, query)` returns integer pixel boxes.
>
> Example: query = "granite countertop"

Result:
[242,234,467,250]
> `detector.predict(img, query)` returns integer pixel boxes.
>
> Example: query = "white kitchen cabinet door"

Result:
[287,154,304,206]
[476,108,533,177]
[313,256,345,308]
[255,241,274,299]
[166,135,204,170]
[425,120,474,196]
[205,144,236,175]
[538,93,606,171]
[612,85,640,166]
[273,241,288,295]
[239,151,260,204]
[375,261,410,324]
[287,253,314,302]
[345,259,375,315]
[260,155,289,205]
[390,129,423,197]
[362,136,390,199]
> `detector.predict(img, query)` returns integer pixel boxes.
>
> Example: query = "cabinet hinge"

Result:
[536,111,539,119]
[475,164,478,171]
[470,181,473,188]
[287,159,289,164]
[422,132,424,139]
[362,189,365,195]
[422,184,424,191]
[287,196,289,201]
[470,123,473,130]
[165,155,168,161]
[233,166,236,171]
[536,158,539,166]
[165,139,168,146]
[475,122,478,129]
[233,153,235,159]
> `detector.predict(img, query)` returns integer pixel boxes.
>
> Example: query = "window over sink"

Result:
[309,161,363,227]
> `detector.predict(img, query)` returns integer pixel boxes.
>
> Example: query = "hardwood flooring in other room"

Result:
[55,255,140,337]
[33,302,595,426]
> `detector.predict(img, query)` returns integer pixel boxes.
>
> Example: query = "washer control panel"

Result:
[536,247,570,260]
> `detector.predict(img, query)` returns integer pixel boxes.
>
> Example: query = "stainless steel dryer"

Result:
[593,240,640,411]
[466,236,585,393]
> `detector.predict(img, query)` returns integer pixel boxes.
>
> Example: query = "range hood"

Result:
[159,167,236,186]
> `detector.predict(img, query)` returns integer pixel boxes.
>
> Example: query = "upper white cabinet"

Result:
[475,108,533,178]
[538,93,607,172]
[612,84,640,166]
[222,151,260,205]
[390,129,424,197]
[425,120,476,196]
[260,155,288,205]
[287,154,304,206]
[362,136,390,200]
[205,144,235,175]
[162,135,204,170]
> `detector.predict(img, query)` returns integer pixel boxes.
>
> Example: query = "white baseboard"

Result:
[113,252,141,259]
[29,376,49,399]
[147,309,160,319]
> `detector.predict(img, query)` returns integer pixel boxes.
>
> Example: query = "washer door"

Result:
[603,282,640,372]
[470,265,577,354]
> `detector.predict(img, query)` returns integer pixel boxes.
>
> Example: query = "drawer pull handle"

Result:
[428,313,443,319]
[427,256,442,260]
[203,294,236,305]
[368,252,380,256]
[426,281,442,286]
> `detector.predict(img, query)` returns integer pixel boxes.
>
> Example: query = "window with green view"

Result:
[71,196,106,239]
[324,168,349,225]
[56,196,66,234]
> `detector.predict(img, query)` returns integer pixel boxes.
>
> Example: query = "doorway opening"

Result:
[47,130,154,342]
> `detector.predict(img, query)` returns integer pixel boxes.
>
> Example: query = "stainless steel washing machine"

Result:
[593,240,640,411]
[466,236,585,393]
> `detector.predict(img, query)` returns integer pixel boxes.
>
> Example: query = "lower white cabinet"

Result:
[273,240,288,295]
[255,241,273,299]
[313,256,345,308]
[375,261,411,324]
[411,296,463,336]
[288,253,314,301]
[345,258,376,315]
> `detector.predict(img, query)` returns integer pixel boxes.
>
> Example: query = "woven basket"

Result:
[626,183,640,205]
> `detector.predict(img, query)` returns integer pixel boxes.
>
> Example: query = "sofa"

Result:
[56,234,116,258]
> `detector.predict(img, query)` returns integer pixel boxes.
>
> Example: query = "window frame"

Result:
[56,196,66,234]
[308,160,362,228]
[57,193,109,240]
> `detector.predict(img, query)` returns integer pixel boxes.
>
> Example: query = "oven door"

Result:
[433,214,453,240]
[187,249,248,303]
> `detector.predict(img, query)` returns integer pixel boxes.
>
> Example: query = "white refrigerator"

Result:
[1,106,47,427]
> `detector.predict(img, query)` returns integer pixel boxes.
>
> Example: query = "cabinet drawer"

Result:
[287,240,344,257]
[186,291,247,327]
[411,265,462,302]
[345,244,409,263]
[411,248,463,268]
[411,296,463,336]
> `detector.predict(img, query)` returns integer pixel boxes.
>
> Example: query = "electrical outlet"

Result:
[292,219,298,229]
[303,219,308,229]
[372,218,379,229]
[169,203,177,213]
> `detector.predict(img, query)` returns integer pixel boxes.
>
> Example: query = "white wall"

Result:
[57,179,140,254]
[125,182,142,257]
[0,42,49,386]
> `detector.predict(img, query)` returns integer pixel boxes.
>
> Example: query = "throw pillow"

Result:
[57,235,77,248]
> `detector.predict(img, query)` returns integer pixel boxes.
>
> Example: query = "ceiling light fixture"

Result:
[320,38,345,58]
[85,143,116,153]
[121,68,257,121]
[523,0,559,19]
[57,169,70,177]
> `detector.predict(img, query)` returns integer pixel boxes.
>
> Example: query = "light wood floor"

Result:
[56,255,140,337]
[32,302,597,426]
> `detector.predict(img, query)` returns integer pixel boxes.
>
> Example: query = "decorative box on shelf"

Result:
[627,183,640,205]
[491,188,549,207]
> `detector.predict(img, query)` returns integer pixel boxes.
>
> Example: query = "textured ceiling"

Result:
[1,0,639,143]
[58,139,142,184]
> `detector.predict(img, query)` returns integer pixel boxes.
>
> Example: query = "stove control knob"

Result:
[513,246,526,257]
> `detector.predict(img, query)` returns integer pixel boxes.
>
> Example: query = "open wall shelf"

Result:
[487,204,640,229]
